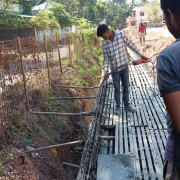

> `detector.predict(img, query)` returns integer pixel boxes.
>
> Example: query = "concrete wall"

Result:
[0,27,35,41]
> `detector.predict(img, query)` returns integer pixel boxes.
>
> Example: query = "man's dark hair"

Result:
[161,0,180,17]
[97,24,109,37]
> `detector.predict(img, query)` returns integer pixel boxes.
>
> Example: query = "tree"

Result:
[94,2,107,24]
[31,10,60,29]
[112,0,126,5]
[47,3,72,26]
[53,0,79,16]
[0,0,19,14]
[143,0,162,24]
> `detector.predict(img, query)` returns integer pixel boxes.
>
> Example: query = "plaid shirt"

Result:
[102,30,142,71]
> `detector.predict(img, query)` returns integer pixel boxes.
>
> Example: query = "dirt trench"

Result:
[0,66,100,180]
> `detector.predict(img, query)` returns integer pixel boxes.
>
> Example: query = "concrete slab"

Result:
[97,154,134,180]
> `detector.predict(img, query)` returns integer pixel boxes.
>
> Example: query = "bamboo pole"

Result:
[30,111,94,116]
[17,37,30,111]
[26,140,85,153]
[56,85,99,89]
[56,32,62,74]
[51,96,96,100]
[62,162,80,168]
[67,31,72,67]
[44,34,51,86]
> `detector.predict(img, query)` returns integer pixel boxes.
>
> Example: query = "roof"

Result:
[18,14,34,18]
[32,3,47,11]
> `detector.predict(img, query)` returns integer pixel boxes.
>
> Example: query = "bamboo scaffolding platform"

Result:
[97,64,167,180]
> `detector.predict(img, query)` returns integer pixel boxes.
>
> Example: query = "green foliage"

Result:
[54,0,79,16]
[0,0,20,14]
[0,14,32,28]
[75,18,92,29]
[31,10,60,29]
[47,3,72,26]
[143,0,162,24]
[19,0,32,14]
[49,135,55,145]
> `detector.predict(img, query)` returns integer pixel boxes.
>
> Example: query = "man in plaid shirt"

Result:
[97,24,148,113]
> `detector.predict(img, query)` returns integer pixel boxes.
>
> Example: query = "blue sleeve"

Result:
[157,55,180,97]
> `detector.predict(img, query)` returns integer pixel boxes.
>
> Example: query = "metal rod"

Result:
[25,140,85,153]
[62,162,80,168]
[30,111,94,116]
[100,136,115,140]
[100,125,115,129]
[56,85,99,89]
[51,96,96,100]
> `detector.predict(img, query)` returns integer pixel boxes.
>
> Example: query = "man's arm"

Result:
[102,42,110,80]
[122,32,148,59]
[157,55,180,133]
[163,92,180,133]
[145,26,146,35]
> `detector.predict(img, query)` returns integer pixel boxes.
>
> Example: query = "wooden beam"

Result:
[56,85,99,89]
[30,111,94,116]
[62,162,79,168]
[25,140,85,153]
[51,96,96,100]
[100,125,115,130]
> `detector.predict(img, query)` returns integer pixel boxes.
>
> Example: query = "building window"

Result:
[132,11,136,17]
[131,21,135,26]
[140,12,144,16]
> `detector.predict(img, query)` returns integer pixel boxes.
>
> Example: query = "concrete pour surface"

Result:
[97,154,134,180]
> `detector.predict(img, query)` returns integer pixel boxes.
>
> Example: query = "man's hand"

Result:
[141,55,148,60]
[104,71,109,80]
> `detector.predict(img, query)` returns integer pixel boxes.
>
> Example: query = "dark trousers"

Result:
[112,67,130,108]
[163,159,180,180]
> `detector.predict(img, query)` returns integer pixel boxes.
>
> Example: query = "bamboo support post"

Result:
[67,31,72,67]
[55,32,62,74]
[56,85,99,89]
[44,34,51,86]
[30,111,94,116]
[51,96,96,100]
[17,37,30,111]
[62,162,80,168]
[25,140,85,153]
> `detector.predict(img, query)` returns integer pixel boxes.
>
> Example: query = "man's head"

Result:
[161,0,180,39]
[97,24,111,40]
[140,21,144,26]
